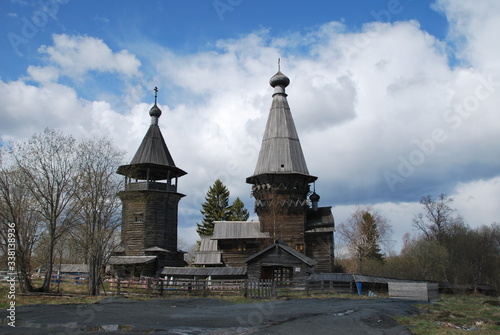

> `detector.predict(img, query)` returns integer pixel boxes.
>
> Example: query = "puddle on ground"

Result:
[332,309,355,316]
[82,325,214,334]
[83,324,134,332]
[1,320,214,335]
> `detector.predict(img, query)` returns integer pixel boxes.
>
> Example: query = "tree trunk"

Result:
[40,240,55,292]
[17,255,35,292]
[88,257,102,296]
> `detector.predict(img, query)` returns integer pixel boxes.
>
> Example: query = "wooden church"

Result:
[111,68,335,281]
[192,69,335,281]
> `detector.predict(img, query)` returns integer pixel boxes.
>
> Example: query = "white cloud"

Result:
[27,65,59,84]
[435,0,500,70]
[1,0,500,252]
[453,177,500,225]
[38,34,141,78]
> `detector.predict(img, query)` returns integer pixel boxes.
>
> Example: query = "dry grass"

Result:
[0,282,106,309]
[395,294,500,334]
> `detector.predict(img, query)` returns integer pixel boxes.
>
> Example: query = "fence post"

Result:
[117,277,121,295]
[160,279,164,296]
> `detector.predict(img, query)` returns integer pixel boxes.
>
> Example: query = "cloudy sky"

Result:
[1,0,499,253]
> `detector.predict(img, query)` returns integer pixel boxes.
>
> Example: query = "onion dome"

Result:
[269,71,290,88]
[310,191,320,211]
[149,104,162,118]
[309,192,320,202]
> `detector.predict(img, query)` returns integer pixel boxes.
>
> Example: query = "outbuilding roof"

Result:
[54,264,89,273]
[161,267,246,277]
[245,242,316,266]
[212,221,271,240]
[108,256,157,265]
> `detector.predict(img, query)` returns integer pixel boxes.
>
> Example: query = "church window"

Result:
[134,212,144,223]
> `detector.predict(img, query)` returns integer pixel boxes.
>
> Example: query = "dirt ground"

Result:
[1,297,422,334]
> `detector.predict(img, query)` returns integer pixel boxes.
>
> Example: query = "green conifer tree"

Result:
[196,180,250,237]
[228,197,250,221]
[196,179,231,236]
[358,211,384,262]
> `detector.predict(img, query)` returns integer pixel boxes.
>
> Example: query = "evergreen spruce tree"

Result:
[359,212,384,262]
[337,207,390,272]
[196,180,250,237]
[196,179,231,237]
[229,197,250,221]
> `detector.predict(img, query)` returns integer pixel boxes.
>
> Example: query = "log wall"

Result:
[119,190,183,255]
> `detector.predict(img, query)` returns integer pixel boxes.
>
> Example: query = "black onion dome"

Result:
[149,104,162,118]
[269,71,290,88]
[310,192,320,202]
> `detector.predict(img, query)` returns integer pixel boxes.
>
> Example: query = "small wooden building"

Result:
[389,281,439,301]
[245,242,315,284]
[194,221,272,267]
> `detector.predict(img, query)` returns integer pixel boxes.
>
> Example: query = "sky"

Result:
[1,0,499,254]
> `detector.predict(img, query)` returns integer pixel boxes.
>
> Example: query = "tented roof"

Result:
[247,71,316,184]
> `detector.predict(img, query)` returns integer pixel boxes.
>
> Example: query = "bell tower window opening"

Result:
[134,212,144,223]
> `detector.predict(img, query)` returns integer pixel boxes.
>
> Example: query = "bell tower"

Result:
[116,88,187,271]
[246,68,317,251]
[246,65,335,272]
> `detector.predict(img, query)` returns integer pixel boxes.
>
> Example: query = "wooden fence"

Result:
[51,273,89,284]
[105,278,357,298]
[246,279,274,298]
[107,278,246,297]
[28,273,360,298]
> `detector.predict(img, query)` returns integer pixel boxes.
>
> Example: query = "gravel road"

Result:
[0,297,422,334]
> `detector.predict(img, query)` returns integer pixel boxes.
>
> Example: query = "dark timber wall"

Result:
[119,190,183,255]
[305,232,334,273]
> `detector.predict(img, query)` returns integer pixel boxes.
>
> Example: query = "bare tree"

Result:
[71,137,124,295]
[0,153,42,292]
[412,194,464,243]
[336,207,392,272]
[401,237,449,282]
[11,128,79,292]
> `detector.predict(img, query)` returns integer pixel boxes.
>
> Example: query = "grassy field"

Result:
[2,282,499,333]
[0,282,106,309]
[396,294,500,334]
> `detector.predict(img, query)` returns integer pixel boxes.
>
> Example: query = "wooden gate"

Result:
[246,279,275,298]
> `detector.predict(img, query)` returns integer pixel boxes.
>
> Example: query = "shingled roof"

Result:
[245,242,316,266]
[212,221,271,240]
[247,70,316,184]
[117,102,187,180]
